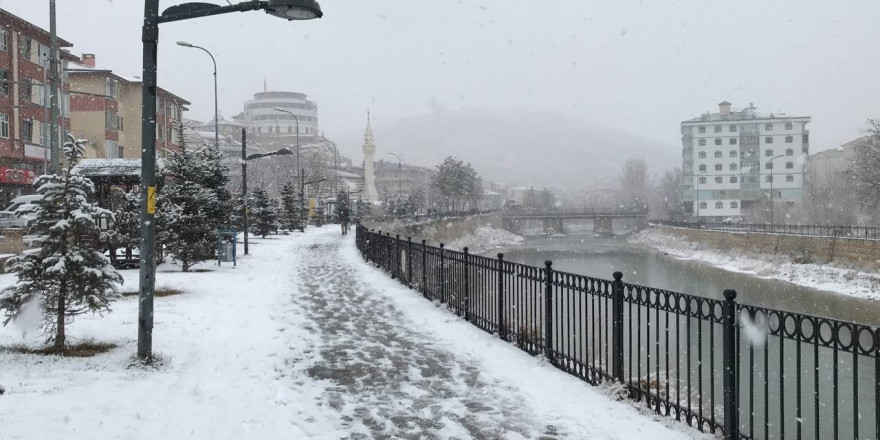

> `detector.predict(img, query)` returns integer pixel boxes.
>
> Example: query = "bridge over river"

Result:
[502,208,649,235]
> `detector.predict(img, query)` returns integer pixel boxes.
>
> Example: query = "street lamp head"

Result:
[176,41,194,47]
[276,147,294,155]
[273,107,288,113]
[245,153,266,160]
[265,0,323,20]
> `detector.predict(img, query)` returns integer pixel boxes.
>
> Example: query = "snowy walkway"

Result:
[0,227,705,440]
[286,227,704,439]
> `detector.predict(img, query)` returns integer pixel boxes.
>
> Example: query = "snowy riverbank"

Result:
[631,227,880,300]
[444,226,524,253]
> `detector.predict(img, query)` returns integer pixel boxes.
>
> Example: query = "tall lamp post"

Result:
[177,41,218,148]
[273,107,300,194]
[139,0,322,361]
[387,152,402,204]
[241,130,292,255]
[768,154,784,230]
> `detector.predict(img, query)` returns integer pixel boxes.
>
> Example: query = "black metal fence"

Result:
[659,221,880,240]
[356,225,880,440]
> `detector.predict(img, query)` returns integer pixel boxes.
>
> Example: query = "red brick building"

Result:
[0,9,76,205]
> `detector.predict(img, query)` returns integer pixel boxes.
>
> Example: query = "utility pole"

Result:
[242,128,248,255]
[48,0,60,173]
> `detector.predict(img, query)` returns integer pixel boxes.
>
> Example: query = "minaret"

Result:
[362,110,379,202]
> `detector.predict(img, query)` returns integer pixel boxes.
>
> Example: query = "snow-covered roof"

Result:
[336,170,362,179]
[72,158,164,177]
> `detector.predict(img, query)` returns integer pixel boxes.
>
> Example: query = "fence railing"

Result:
[356,225,880,440]
[658,221,880,240]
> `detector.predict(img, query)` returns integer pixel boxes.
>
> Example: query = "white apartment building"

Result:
[234,91,319,144]
[681,102,810,220]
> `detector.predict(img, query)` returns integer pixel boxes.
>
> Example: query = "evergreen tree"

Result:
[251,184,277,238]
[313,198,326,227]
[196,144,233,234]
[161,140,218,272]
[101,187,139,266]
[0,136,122,349]
[279,180,302,231]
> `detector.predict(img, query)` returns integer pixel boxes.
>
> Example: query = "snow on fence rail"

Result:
[356,225,880,440]
[658,221,880,240]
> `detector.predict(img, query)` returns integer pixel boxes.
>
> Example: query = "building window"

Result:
[748,149,756,157]
[731,201,739,208]
[785,136,793,143]
[699,202,707,209]
[803,134,809,143]
[714,138,722,145]
[714,150,722,158]
[766,175,773,182]
[715,164,722,171]
[698,126,706,133]
[785,161,794,169]
[729,125,737,132]
[105,110,118,131]
[698,164,706,172]
[729,138,737,145]
[0,29,6,52]
[730,163,738,171]
[715,176,722,183]
[105,79,118,99]
[118,116,124,131]
[19,36,32,60]
[765,137,773,144]
[729,150,737,158]
[730,176,738,183]
[765,162,773,170]
[714,125,722,133]
[21,119,33,142]
[785,148,793,156]
[0,113,8,138]
[786,175,794,182]
[802,146,809,154]
[765,123,773,131]
[288,126,293,133]
[715,201,723,209]
[698,151,706,159]
[785,122,793,130]
[765,149,773,157]
[698,139,706,146]
[20,78,32,101]
[699,177,707,184]
[0,69,7,96]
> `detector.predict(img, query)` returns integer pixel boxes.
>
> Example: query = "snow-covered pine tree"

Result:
[161,138,218,271]
[251,184,277,238]
[313,198,326,227]
[279,180,300,231]
[101,187,140,266]
[0,136,123,350]
[195,142,233,235]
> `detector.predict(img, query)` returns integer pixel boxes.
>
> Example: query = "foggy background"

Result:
[4,0,879,187]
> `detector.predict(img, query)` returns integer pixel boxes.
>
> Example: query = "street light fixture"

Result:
[139,0,322,361]
[177,41,218,149]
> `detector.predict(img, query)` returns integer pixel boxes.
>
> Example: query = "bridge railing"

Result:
[356,225,880,440]
[656,221,880,240]
[503,207,650,217]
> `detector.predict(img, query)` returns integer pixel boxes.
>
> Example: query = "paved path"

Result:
[283,227,703,440]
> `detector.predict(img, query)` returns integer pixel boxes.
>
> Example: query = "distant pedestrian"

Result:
[337,190,351,236]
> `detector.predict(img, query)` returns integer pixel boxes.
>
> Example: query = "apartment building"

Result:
[681,101,810,220]
[0,9,74,203]
[68,54,189,159]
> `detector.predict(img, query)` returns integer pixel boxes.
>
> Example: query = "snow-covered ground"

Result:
[1,228,708,439]
[632,227,880,300]
[445,226,524,253]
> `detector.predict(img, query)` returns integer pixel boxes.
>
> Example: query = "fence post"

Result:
[722,289,739,440]
[386,232,392,274]
[421,239,427,295]
[393,234,400,279]
[439,243,446,304]
[497,253,505,341]
[544,260,554,361]
[376,230,381,266]
[407,237,413,285]
[463,247,470,321]
[612,271,624,383]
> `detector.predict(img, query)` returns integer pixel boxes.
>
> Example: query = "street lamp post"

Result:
[139,0,322,361]
[177,41,218,148]
[273,107,300,194]
[241,139,293,255]
[768,154,785,231]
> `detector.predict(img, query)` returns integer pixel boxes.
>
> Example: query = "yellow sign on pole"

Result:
[147,186,157,214]
[308,198,316,216]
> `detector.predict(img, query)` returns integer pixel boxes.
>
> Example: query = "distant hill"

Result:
[335,109,679,189]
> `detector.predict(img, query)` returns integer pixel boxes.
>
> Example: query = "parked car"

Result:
[0,211,30,228]
[4,194,41,228]
[722,216,745,224]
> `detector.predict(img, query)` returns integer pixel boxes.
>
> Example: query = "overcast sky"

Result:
[3,0,879,161]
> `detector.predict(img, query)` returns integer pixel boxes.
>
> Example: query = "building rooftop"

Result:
[682,102,809,124]
[72,158,165,177]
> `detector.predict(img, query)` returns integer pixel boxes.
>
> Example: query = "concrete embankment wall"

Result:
[656,225,880,271]
[365,212,502,246]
